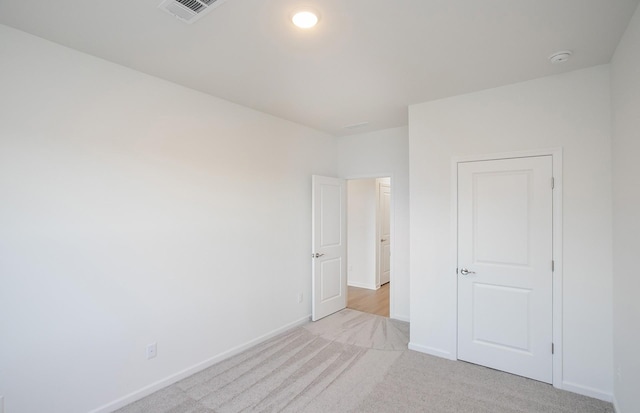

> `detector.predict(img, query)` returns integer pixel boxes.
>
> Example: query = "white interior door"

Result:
[377,181,391,285]
[312,175,347,321]
[457,156,553,383]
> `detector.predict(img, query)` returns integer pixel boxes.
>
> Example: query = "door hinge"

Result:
[552,343,555,354]
[456,268,459,275]
[552,260,555,272]
[551,177,555,189]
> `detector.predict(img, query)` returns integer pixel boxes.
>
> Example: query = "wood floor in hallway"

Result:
[347,283,390,317]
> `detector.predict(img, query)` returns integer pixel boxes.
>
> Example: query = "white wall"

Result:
[611,3,640,412]
[408,66,613,400]
[347,179,378,289]
[0,25,337,413]
[337,127,410,321]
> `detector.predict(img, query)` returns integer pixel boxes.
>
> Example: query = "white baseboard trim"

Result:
[612,394,621,413]
[391,313,409,322]
[408,342,456,360]
[347,281,378,290]
[561,381,613,402]
[89,315,311,413]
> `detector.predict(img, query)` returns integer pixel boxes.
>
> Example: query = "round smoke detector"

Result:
[549,50,573,64]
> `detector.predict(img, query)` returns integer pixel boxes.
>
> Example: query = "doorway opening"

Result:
[346,177,391,317]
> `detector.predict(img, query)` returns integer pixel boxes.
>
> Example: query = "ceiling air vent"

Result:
[158,0,228,24]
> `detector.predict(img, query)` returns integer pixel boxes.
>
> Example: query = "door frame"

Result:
[451,148,563,388]
[343,172,397,320]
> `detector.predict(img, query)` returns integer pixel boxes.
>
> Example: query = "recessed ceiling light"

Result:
[548,50,573,64]
[292,11,319,29]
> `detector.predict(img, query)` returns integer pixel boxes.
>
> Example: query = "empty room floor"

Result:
[347,282,389,317]
[116,309,613,413]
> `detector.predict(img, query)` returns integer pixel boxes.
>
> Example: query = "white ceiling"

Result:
[1,0,638,136]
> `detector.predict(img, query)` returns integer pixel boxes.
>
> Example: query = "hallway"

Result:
[347,283,390,317]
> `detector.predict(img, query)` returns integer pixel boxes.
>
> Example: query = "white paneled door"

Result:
[457,156,553,383]
[378,181,391,285]
[311,175,347,321]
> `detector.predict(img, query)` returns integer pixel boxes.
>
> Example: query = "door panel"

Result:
[474,171,531,265]
[320,258,342,301]
[319,184,342,247]
[312,175,347,321]
[472,283,532,352]
[457,156,553,383]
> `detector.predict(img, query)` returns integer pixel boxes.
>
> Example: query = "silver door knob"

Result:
[312,253,325,258]
[460,268,476,275]
[381,238,387,242]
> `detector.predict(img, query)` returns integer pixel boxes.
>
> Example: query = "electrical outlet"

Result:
[146,342,157,360]
[297,293,303,303]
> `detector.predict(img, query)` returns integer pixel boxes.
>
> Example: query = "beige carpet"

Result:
[115,309,613,413]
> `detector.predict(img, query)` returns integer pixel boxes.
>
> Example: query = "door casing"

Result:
[451,148,563,388]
